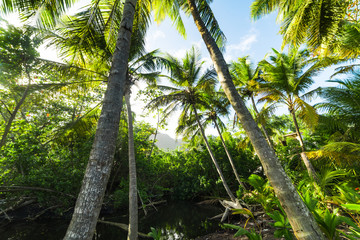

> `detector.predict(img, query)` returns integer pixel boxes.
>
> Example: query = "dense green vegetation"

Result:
[1,0,360,239]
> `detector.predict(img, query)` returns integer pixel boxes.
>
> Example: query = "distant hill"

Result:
[154,132,183,151]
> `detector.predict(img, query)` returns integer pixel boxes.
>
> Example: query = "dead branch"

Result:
[97,220,151,238]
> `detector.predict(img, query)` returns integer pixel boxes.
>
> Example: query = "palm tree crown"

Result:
[258,48,320,128]
[148,47,217,124]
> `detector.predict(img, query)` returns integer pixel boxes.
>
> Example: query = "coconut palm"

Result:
[230,57,274,149]
[309,74,360,166]
[250,0,360,58]
[258,48,323,181]
[179,92,247,189]
[159,0,325,238]
[147,47,237,202]
[317,76,360,129]
[62,1,141,239]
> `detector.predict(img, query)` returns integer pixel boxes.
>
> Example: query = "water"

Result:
[0,201,223,240]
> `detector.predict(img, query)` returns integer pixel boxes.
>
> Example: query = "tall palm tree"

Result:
[41,2,168,238]
[180,93,247,189]
[124,89,137,240]
[148,47,237,202]
[162,0,325,238]
[63,1,140,239]
[250,0,360,58]
[258,48,322,180]
[230,56,274,149]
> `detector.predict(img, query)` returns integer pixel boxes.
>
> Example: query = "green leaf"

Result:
[342,204,360,212]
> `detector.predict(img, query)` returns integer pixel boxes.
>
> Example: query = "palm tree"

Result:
[124,50,169,240]
[317,76,360,129]
[258,48,322,180]
[309,74,360,166]
[148,47,237,202]
[124,89,137,240]
[230,57,274,149]
[40,2,168,237]
[165,0,325,238]
[180,92,247,189]
[63,1,140,239]
[250,0,359,58]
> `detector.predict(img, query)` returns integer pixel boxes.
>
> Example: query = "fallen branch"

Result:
[97,220,151,238]
[0,197,36,216]
[27,205,61,221]
[0,186,75,198]
[139,200,166,212]
[0,207,11,221]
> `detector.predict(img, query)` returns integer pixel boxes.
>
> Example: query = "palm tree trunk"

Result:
[125,92,138,240]
[0,77,31,149]
[213,119,246,189]
[63,1,137,239]
[187,1,325,239]
[290,110,318,181]
[250,95,274,149]
[147,108,160,161]
[193,108,236,202]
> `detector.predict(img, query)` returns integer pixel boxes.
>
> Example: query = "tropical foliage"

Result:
[2,0,360,239]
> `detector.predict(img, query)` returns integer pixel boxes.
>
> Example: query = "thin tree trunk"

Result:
[147,108,160,161]
[250,95,274,149]
[187,1,325,239]
[125,92,138,240]
[193,108,236,202]
[0,78,31,149]
[213,119,246,189]
[290,111,318,181]
[63,1,137,239]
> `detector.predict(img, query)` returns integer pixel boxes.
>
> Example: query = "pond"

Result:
[0,201,223,239]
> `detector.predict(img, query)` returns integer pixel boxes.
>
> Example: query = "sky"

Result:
[1,0,341,139]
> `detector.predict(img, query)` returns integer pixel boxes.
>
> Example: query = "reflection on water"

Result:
[0,201,222,240]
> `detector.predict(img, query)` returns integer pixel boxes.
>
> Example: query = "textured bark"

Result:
[213,119,246,189]
[250,95,274,150]
[63,1,137,239]
[290,111,318,181]
[187,0,325,239]
[126,92,138,240]
[193,108,236,202]
[0,79,31,149]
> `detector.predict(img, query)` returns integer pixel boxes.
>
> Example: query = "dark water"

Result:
[0,201,222,240]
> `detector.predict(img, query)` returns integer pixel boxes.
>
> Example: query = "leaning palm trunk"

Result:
[193,108,236,202]
[250,95,274,150]
[126,92,138,240]
[63,1,137,239]
[290,110,318,181]
[213,119,246,189]
[0,76,31,149]
[187,0,325,239]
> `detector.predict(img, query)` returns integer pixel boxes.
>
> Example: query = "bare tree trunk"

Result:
[187,1,325,239]
[125,92,138,240]
[213,119,246,189]
[0,77,31,149]
[290,111,318,181]
[147,108,160,161]
[250,95,274,149]
[63,1,137,239]
[193,108,236,202]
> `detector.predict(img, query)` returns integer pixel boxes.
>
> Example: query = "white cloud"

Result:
[151,30,166,41]
[228,33,258,52]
